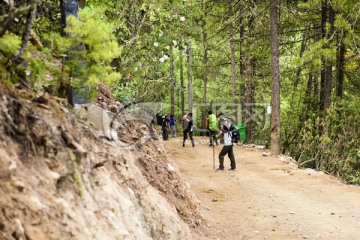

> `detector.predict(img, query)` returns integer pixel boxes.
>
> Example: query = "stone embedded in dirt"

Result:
[87,104,111,139]
[24,225,48,240]
[0,149,16,178]
[256,145,266,149]
[167,163,175,172]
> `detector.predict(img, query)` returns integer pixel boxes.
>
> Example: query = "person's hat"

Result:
[220,116,230,122]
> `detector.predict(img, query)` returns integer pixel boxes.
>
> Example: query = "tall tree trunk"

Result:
[245,0,256,143]
[238,15,245,124]
[313,76,319,111]
[323,6,335,111]
[294,29,308,89]
[337,41,345,98]
[270,0,281,155]
[0,1,15,38]
[228,0,237,121]
[179,40,185,115]
[201,1,209,131]
[304,73,313,112]
[186,40,193,112]
[15,0,37,62]
[319,2,327,113]
[245,57,254,144]
[60,0,78,32]
[170,43,175,116]
[60,0,89,105]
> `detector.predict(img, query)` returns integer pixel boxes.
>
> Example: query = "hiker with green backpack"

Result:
[207,111,219,146]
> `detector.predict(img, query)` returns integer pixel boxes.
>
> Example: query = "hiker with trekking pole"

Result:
[214,117,237,172]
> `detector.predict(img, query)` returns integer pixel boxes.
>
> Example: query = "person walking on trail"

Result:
[169,114,177,137]
[162,113,171,140]
[207,111,219,146]
[182,112,195,147]
[215,117,236,171]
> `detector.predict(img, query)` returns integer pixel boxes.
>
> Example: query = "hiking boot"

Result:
[228,168,236,171]
[182,142,185,147]
[215,168,224,172]
[192,144,195,147]
[209,143,213,146]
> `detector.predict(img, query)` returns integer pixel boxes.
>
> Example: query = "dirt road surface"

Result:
[164,137,360,240]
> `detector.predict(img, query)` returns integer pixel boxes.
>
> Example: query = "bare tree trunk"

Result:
[304,73,313,109]
[324,6,335,111]
[60,0,78,31]
[238,15,245,124]
[170,43,175,116]
[186,40,193,112]
[319,2,327,113]
[201,1,209,130]
[15,0,38,61]
[179,40,185,115]
[60,0,89,105]
[337,42,345,98]
[313,76,319,111]
[270,0,281,155]
[245,57,254,144]
[294,29,308,89]
[0,0,15,38]
[228,0,237,121]
[245,0,256,143]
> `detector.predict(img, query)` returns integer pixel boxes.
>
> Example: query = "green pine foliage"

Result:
[63,7,122,89]
[0,33,21,85]
[294,100,360,183]
[0,32,21,56]
[1,0,360,184]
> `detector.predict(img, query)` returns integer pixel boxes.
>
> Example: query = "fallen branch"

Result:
[299,152,319,167]
[299,157,316,167]
[30,30,43,48]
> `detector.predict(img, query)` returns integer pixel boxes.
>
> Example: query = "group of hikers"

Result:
[155,113,177,140]
[154,111,240,172]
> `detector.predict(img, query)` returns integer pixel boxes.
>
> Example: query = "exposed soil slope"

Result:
[0,86,203,240]
[165,137,360,240]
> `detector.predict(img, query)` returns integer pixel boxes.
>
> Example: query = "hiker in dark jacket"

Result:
[162,113,171,140]
[182,112,195,147]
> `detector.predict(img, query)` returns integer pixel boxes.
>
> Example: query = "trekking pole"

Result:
[212,135,215,170]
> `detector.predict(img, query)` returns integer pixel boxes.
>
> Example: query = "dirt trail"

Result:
[164,137,360,240]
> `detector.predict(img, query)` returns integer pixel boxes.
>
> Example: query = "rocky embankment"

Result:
[0,84,203,240]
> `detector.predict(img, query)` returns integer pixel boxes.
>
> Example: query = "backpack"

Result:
[231,127,240,143]
[208,114,218,131]
[222,125,240,144]
[183,118,190,130]
[156,114,163,126]
[162,117,169,128]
